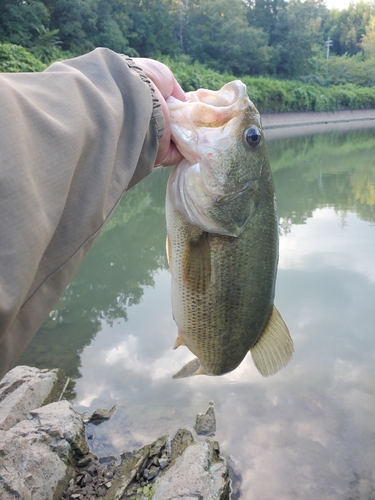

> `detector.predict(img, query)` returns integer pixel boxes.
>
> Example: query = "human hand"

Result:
[133,58,186,167]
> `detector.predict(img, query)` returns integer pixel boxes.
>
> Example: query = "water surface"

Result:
[19,126,375,499]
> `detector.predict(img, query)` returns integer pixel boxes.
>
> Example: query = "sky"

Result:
[325,0,352,9]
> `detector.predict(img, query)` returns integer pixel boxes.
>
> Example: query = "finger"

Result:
[171,78,186,101]
[165,142,184,166]
[156,142,184,167]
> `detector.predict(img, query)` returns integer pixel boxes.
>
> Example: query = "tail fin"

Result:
[250,306,294,377]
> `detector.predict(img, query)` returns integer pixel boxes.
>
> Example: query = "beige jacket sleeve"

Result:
[0,48,164,379]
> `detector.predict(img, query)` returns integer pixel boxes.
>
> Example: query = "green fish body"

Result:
[166,81,293,377]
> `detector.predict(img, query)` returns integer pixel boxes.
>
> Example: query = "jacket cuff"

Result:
[121,55,165,141]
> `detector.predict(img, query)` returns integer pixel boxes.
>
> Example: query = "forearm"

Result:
[0,48,163,379]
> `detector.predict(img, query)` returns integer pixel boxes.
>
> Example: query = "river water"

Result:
[19,125,375,499]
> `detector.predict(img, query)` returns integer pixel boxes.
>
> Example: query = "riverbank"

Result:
[262,108,375,140]
[0,366,230,500]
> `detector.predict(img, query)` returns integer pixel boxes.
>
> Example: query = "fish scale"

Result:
[166,81,293,378]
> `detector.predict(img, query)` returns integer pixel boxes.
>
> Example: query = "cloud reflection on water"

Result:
[72,203,375,498]
[17,129,375,498]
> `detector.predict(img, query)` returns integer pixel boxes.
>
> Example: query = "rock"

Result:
[77,455,92,467]
[104,429,230,500]
[85,405,117,425]
[194,404,217,436]
[152,439,230,500]
[0,366,232,500]
[62,452,119,500]
[169,429,194,463]
[159,456,169,469]
[153,441,230,500]
[99,455,117,465]
[0,400,89,500]
[82,473,93,485]
[0,365,68,431]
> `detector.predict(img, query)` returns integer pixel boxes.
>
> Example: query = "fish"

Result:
[166,81,293,378]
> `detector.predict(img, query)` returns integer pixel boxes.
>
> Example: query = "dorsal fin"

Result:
[182,232,211,293]
[250,306,294,377]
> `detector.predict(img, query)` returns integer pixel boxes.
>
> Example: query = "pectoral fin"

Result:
[172,357,205,379]
[250,306,294,377]
[182,232,211,293]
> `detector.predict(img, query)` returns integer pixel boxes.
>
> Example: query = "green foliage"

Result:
[0,0,50,47]
[302,52,375,87]
[93,0,136,55]
[0,0,375,111]
[327,0,375,56]
[158,54,233,91]
[159,56,375,113]
[271,0,329,77]
[48,0,98,54]
[136,484,156,499]
[0,43,46,72]
[185,0,277,76]
[126,0,181,58]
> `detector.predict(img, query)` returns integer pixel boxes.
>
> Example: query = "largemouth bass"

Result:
[166,81,293,378]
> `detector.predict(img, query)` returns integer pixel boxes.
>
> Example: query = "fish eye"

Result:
[243,126,261,149]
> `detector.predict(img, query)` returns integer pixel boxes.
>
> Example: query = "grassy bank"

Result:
[1,43,375,114]
[161,55,375,113]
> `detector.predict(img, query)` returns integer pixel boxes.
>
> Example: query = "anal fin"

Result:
[172,358,205,379]
[250,306,294,377]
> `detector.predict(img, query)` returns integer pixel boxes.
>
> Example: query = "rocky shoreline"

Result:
[0,366,230,500]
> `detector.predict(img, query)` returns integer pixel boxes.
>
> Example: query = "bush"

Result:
[159,56,375,113]
[0,43,46,72]
[2,45,374,113]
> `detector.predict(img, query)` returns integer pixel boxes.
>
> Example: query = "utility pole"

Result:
[326,37,333,76]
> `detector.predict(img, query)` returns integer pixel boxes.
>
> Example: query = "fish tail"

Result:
[250,306,294,377]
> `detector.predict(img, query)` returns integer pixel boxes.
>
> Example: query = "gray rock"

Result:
[152,439,230,500]
[105,429,230,500]
[194,404,217,436]
[159,457,169,469]
[0,400,89,500]
[0,366,231,500]
[85,405,117,425]
[0,365,68,431]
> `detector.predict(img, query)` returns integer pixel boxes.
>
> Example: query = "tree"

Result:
[126,0,181,57]
[185,0,277,76]
[246,0,287,37]
[0,0,51,48]
[327,0,375,56]
[94,0,135,54]
[272,0,328,77]
[360,15,375,58]
[47,0,98,53]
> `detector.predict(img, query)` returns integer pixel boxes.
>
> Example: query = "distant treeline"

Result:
[2,42,375,113]
[1,0,375,112]
[1,0,375,84]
